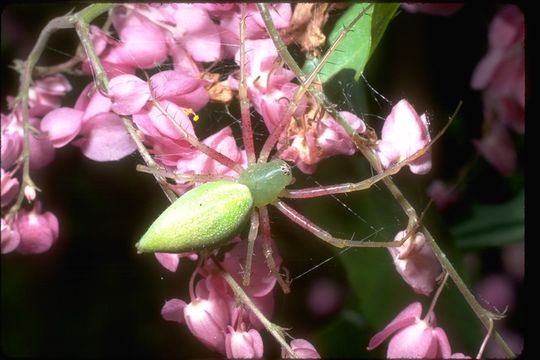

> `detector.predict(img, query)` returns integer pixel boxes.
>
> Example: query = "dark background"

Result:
[1,3,524,358]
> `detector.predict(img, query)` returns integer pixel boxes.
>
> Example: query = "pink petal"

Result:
[1,218,21,254]
[1,169,19,207]
[108,74,150,115]
[473,124,516,176]
[387,321,437,358]
[470,49,505,90]
[161,298,187,323]
[368,302,422,350]
[40,108,83,148]
[112,11,168,68]
[433,327,452,358]
[283,339,321,359]
[76,112,136,162]
[488,5,524,50]
[28,130,55,170]
[173,5,223,62]
[225,327,264,359]
[401,4,463,16]
[154,252,180,272]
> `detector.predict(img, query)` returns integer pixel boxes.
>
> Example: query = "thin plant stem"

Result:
[8,5,113,217]
[213,256,297,358]
[258,3,515,358]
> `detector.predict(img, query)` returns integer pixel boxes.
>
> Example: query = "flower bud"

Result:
[225,326,264,358]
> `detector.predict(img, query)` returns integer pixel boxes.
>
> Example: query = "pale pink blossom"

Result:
[1,217,21,254]
[502,243,524,282]
[427,180,459,209]
[184,293,230,354]
[473,123,516,176]
[306,278,344,317]
[368,302,457,358]
[149,70,209,112]
[282,339,321,358]
[15,203,59,254]
[225,326,264,359]
[1,169,19,208]
[475,274,516,313]
[401,4,463,16]
[24,184,37,202]
[377,99,432,175]
[280,111,366,174]
[388,231,441,296]
[471,5,524,135]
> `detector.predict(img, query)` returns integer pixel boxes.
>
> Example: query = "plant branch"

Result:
[258,3,515,357]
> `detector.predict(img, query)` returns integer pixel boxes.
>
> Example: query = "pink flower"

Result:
[280,111,366,174]
[221,236,281,297]
[1,169,19,208]
[388,231,442,296]
[1,217,21,254]
[28,74,72,117]
[471,5,524,135]
[282,339,321,358]
[184,294,230,354]
[306,278,344,317]
[401,4,463,16]
[368,302,453,358]
[225,326,264,358]
[154,252,198,272]
[427,180,459,209]
[376,99,432,175]
[473,122,516,176]
[70,83,137,162]
[475,274,516,313]
[15,203,59,254]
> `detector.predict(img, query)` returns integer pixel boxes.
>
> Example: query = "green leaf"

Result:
[302,3,399,83]
[451,190,524,249]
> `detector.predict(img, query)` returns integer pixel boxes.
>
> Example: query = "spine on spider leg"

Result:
[239,4,257,164]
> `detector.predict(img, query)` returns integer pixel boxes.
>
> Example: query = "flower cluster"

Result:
[471,5,524,176]
[1,74,72,254]
[160,238,320,358]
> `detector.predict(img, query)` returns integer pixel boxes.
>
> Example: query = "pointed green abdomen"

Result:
[137,181,253,253]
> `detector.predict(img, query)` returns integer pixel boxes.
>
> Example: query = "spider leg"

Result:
[148,90,244,174]
[243,209,260,287]
[259,206,291,293]
[239,4,257,165]
[274,200,402,249]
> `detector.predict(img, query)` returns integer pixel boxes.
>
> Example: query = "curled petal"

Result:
[368,302,422,350]
[161,298,187,323]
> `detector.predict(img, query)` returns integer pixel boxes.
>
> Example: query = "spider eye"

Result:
[280,163,291,176]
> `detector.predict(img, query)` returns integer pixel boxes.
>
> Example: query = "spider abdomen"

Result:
[136,181,253,253]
